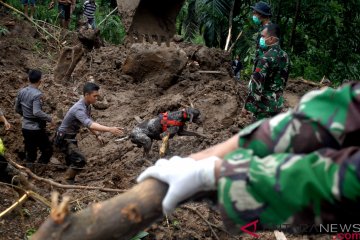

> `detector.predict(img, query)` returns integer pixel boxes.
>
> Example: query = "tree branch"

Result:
[7,158,125,193]
[32,179,168,240]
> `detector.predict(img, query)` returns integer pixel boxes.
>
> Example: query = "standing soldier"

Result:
[15,69,55,171]
[244,24,290,120]
[55,82,123,184]
[250,1,272,66]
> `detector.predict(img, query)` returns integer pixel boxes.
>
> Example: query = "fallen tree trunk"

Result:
[54,45,85,83]
[32,179,168,240]
[54,28,102,83]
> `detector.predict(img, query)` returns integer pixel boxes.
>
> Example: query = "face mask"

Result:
[259,37,268,49]
[252,15,261,25]
[259,36,279,49]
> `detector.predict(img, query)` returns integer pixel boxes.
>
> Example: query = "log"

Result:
[54,45,85,83]
[197,70,225,74]
[32,179,168,240]
[290,78,322,87]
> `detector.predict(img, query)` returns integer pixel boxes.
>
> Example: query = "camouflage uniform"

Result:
[245,44,290,120]
[219,83,360,232]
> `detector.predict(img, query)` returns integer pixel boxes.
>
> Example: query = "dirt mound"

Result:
[122,42,188,89]
[117,0,185,43]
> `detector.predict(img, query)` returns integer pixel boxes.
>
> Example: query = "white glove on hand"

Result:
[137,156,219,215]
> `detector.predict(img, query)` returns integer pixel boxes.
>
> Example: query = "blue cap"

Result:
[251,1,271,16]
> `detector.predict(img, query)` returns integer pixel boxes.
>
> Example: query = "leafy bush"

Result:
[177,0,360,83]
[4,0,126,45]
[96,7,125,45]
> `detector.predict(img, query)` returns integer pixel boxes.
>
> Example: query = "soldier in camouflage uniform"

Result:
[137,82,360,233]
[245,24,290,120]
[250,1,273,63]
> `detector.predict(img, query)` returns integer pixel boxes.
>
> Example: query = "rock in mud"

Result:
[122,43,187,89]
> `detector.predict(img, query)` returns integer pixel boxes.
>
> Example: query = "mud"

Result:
[117,0,185,43]
[0,13,328,240]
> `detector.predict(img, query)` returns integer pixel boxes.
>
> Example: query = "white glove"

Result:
[137,156,219,215]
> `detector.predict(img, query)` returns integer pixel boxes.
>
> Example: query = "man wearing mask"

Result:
[244,24,290,120]
[251,1,272,64]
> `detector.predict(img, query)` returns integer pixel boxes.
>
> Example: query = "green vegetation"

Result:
[177,0,360,84]
[130,231,149,240]
[25,228,36,239]
[4,0,126,44]
[0,25,10,35]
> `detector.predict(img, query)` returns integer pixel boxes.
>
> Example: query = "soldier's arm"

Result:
[248,57,270,95]
[239,83,360,157]
[217,146,360,232]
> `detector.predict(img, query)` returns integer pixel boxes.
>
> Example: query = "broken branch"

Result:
[228,31,243,53]
[98,7,118,27]
[197,70,225,74]
[32,179,168,240]
[0,182,52,208]
[0,193,28,218]
[8,158,125,193]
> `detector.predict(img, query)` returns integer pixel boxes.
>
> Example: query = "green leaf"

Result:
[130,231,149,240]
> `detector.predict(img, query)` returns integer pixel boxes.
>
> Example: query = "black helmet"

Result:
[251,1,272,16]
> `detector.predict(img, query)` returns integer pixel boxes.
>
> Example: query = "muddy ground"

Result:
[0,12,330,240]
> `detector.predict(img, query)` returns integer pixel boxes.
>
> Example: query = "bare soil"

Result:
[0,13,329,240]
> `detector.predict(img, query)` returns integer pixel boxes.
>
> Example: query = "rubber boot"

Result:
[64,168,78,184]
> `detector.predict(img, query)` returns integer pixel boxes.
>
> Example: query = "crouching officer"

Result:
[55,82,123,184]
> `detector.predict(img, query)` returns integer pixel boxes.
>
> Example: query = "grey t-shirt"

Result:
[15,86,52,130]
[58,98,93,135]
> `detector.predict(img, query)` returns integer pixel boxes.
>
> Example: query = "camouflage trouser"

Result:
[218,147,360,233]
[245,94,284,120]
